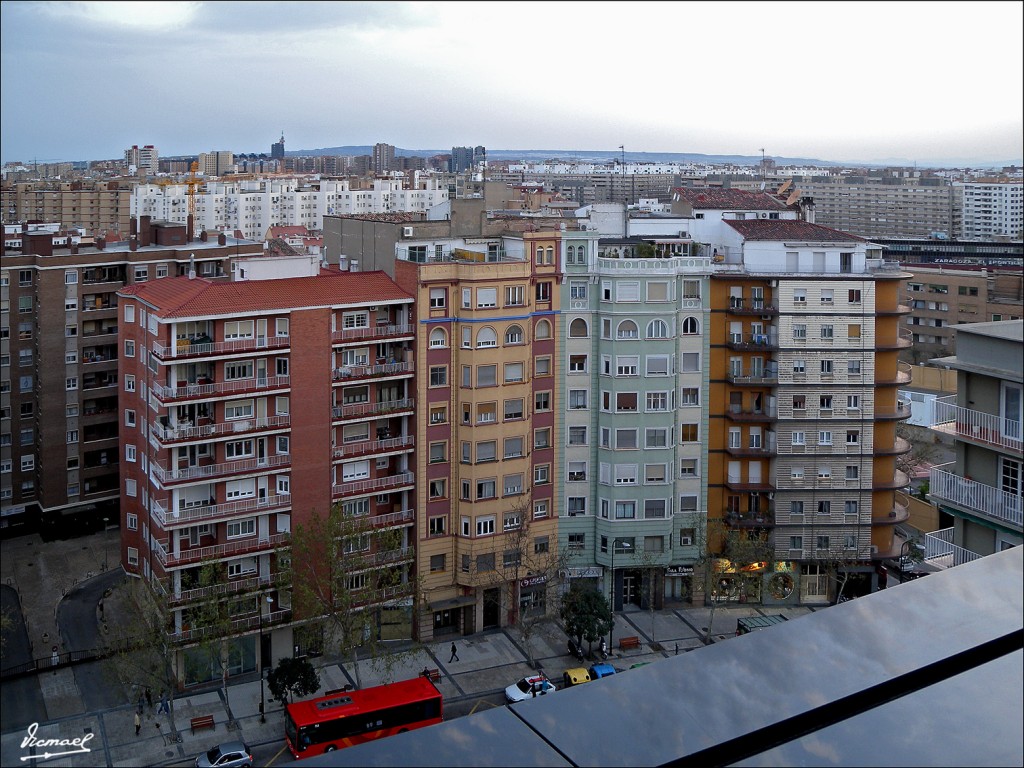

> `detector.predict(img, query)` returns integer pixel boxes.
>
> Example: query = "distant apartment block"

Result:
[956,180,1024,241]
[132,175,449,241]
[373,143,396,175]
[901,266,1023,362]
[2,180,133,237]
[927,320,1023,561]
[125,144,159,176]
[271,133,285,161]
[117,268,416,682]
[198,151,235,178]
[0,218,261,535]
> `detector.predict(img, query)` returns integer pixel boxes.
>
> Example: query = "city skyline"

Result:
[1,1,1022,168]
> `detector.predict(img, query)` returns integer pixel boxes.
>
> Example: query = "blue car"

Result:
[589,663,617,679]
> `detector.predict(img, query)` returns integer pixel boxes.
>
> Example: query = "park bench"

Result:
[422,667,441,682]
[618,636,641,651]
[190,714,215,735]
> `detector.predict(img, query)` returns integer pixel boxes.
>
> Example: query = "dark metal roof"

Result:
[305,547,1024,767]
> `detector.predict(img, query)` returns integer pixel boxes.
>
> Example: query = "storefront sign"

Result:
[520,575,548,588]
[565,567,601,579]
[666,566,694,576]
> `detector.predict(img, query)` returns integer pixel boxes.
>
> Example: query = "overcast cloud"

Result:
[1,1,1021,166]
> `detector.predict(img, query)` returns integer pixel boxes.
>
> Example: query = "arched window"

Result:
[647,319,669,338]
[535,319,552,339]
[428,327,448,348]
[545,246,554,263]
[616,320,639,340]
[505,325,524,345]
[569,318,589,338]
[476,326,497,348]
[567,245,576,262]
[681,316,700,335]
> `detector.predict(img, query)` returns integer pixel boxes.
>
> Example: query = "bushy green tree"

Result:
[267,656,321,705]
[559,585,612,655]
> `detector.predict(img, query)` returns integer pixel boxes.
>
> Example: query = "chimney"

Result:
[188,253,196,279]
[140,215,152,247]
[96,237,106,250]
[187,213,194,243]
[200,230,208,242]
[70,243,79,255]
[218,233,226,246]
[130,217,138,238]
[129,236,138,251]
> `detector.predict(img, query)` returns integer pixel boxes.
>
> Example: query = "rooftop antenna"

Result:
[619,145,625,174]
[760,148,766,181]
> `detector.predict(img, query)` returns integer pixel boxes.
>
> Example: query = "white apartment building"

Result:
[131,176,450,241]
[125,145,159,175]
[956,181,1024,241]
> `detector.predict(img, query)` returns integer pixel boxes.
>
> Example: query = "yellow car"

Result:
[562,668,592,688]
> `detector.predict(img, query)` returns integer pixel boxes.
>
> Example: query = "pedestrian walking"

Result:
[158,690,169,714]
[145,687,153,710]
[134,711,141,736]
[137,694,144,715]
[448,642,459,663]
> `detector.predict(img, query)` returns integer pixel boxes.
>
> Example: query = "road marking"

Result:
[469,699,501,715]
[263,743,288,767]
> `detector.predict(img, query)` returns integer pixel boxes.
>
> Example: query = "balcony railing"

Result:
[876,361,913,386]
[332,398,414,420]
[876,328,913,350]
[154,532,290,568]
[923,527,983,570]
[875,401,912,420]
[930,396,1022,453]
[331,324,413,344]
[151,414,291,443]
[929,465,1023,529]
[332,362,413,382]
[726,333,779,351]
[727,406,778,422]
[332,435,415,460]
[169,607,293,643]
[727,369,779,386]
[727,299,779,315]
[151,335,290,360]
[594,255,712,275]
[152,375,290,402]
[152,454,290,485]
[332,472,415,499]
[365,508,415,528]
[151,494,292,528]
[165,571,289,605]
[726,509,776,527]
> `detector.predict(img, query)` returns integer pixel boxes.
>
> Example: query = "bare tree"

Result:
[185,561,240,725]
[288,503,418,689]
[103,578,182,741]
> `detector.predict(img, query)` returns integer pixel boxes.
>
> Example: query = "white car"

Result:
[505,675,557,703]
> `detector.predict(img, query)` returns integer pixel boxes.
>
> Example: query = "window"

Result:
[534,464,550,485]
[845,465,859,480]
[792,431,806,446]
[430,554,446,573]
[535,356,550,376]
[429,328,447,348]
[19,269,32,286]
[790,501,804,516]
[820,289,833,305]
[429,516,446,536]
[476,327,497,347]
[615,428,637,449]
[680,353,700,372]
[817,500,831,515]
[617,320,639,340]
[820,395,833,411]
[818,431,833,445]
[224,361,253,380]
[127,547,139,567]
[848,324,861,339]
[429,405,447,424]
[845,500,859,515]
[504,436,524,458]
[793,324,807,340]
[616,392,638,412]
[647,281,670,302]
[505,325,524,345]
[820,325,834,339]
[503,362,524,383]
[535,282,551,302]
[342,460,370,482]
[429,479,447,499]
[18,296,33,313]
[646,355,670,376]
[791,466,805,479]
[679,495,698,511]
[505,285,525,306]
[429,287,446,308]
[227,519,256,539]
[568,533,585,550]
[476,516,496,536]
[793,359,806,375]
[429,442,446,463]
[534,428,550,448]
[569,355,587,373]
[614,501,636,519]
[66,377,78,391]
[680,388,699,406]
[647,319,669,338]
[567,497,587,516]
[847,359,861,375]
[615,464,638,485]
[534,500,549,519]
[568,426,588,446]
[535,319,551,339]
[476,441,496,463]
[646,391,669,411]
[476,364,496,387]
[820,360,833,375]
[429,366,447,387]
[817,465,831,479]
[681,316,700,335]
[503,474,523,496]
[570,281,588,300]
[125,445,137,463]
[535,392,550,412]
[679,423,699,442]
[617,356,639,376]
[793,289,806,304]
[848,289,862,303]
[568,461,587,482]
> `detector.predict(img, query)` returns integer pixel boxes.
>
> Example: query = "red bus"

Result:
[285,676,442,758]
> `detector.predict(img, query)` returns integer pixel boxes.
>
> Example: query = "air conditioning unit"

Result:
[760,213,768,218]
[680,536,693,546]
[402,227,414,237]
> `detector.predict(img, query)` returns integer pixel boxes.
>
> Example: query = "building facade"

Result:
[2,180,133,237]
[956,181,1024,241]
[395,232,560,641]
[928,320,1023,559]
[1,220,261,535]
[125,145,159,176]
[117,269,416,683]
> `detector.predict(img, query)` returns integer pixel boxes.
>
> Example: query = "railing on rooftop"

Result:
[930,396,1022,453]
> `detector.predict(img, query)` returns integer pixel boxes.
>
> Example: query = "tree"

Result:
[266,656,320,705]
[103,578,182,741]
[560,585,612,656]
[185,560,240,725]
[288,502,418,689]
[896,424,942,484]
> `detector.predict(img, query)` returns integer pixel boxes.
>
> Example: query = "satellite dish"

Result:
[760,182,766,191]
[777,179,792,195]
[785,190,801,206]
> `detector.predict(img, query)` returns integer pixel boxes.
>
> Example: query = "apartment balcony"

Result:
[876,361,913,386]
[726,508,776,528]
[331,361,414,383]
[875,401,912,421]
[165,571,289,606]
[727,368,779,386]
[152,454,291,486]
[726,333,779,352]
[874,436,913,456]
[151,414,290,444]
[930,396,1022,454]
[332,435,415,461]
[81,325,118,339]
[727,299,779,316]
[152,375,290,403]
[332,471,415,500]
[873,470,911,491]
[876,303,912,316]
[331,323,414,345]
[331,398,415,421]
[82,375,118,392]
[151,335,290,361]
[725,440,776,457]
[727,406,778,423]
[154,532,290,569]
[876,328,913,350]
[873,491,911,525]
[929,465,1023,530]
[724,477,775,493]
[169,607,293,643]
[150,494,292,529]
[365,508,416,529]
[923,527,984,571]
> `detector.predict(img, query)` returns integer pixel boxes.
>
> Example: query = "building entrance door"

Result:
[483,588,501,628]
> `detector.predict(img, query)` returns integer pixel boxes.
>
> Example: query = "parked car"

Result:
[195,741,253,768]
[562,667,592,688]
[589,663,617,679]
[505,675,557,703]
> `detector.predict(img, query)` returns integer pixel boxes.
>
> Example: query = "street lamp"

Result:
[102,517,109,571]
[259,594,274,723]
[609,539,631,652]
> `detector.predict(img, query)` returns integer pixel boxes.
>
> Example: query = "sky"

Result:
[1,1,1022,167]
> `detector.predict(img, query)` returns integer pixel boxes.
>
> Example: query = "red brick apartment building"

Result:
[116,269,415,683]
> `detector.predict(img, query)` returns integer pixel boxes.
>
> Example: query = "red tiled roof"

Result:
[672,188,791,210]
[118,271,411,318]
[725,219,865,242]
